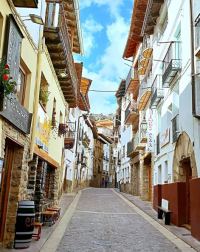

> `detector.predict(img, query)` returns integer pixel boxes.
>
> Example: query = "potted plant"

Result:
[0,58,17,99]
[39,85,50,106]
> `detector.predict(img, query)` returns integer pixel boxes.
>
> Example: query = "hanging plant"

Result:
[0,58,17,99]
[39,85,50,105]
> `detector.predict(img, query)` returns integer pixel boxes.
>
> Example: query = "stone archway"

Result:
[173,132,197,182]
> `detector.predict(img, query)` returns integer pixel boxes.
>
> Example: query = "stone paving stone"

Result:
[56,188,181,252]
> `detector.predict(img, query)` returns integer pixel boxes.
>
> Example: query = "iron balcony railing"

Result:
[45,1,78,99]
[125,101,137,122]
[172,114,179,143]
[150,75,164,108]
[162,42,182,87]
[157,133,160,155]
[194,0,200,21]
[115,114,121,127]
[138,75,152,102]
[125,67,138,90]
[135,131,140,148]
[142,35,153,57]
[195,25,200,51]
[127,138,134,156]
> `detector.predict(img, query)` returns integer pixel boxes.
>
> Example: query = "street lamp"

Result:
[140,119,148,132]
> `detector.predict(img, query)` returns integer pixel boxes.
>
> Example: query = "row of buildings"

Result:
[114,0,200,243]
[0,0,116,248]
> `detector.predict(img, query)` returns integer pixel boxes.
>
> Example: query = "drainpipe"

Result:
[30,29,43,157]
[190,0,198,118]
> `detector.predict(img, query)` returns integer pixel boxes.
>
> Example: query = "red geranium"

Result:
[5,64,9,69]
[54,112,56,115]
[3,74,8,81]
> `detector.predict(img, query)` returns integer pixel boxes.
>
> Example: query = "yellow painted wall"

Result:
[0,0,67,165]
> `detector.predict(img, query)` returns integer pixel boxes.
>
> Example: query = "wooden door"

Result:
[63,167,67,192]
[148,164,152,201]
[186,161,192,225]
[137,164,140,196]
[0,143,14,242]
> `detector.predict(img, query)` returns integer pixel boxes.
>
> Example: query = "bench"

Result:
[158,199,172,225]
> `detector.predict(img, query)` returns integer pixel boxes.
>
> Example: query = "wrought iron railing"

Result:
[125,67,138,90]
[127,138,134,156]
[142,35,152,54]
[125,102,137,121]
[138,75,152,101]
[45,1,78,98]
[150,75,163,108]
[156,133,160,155]
[162,42,182,86]
[195,25,200,50]
[172,114,179,143]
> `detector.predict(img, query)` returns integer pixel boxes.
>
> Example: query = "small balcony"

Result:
[13,0,38,8]
[172,114,180,143]
[125,67,139,96]
[150,75,164,108]
[125,102,139,125]
[138,55,147,76]
[114,114,121,127]
[82,157,87,167]
[135,131,146,151]
[106,171,109,176]
[82,135,90,148]
[162,42,182,87]
[140,130,147,143]
[59,122,76,149]
[118,159,121,165]
[138,75,151,110]
[142,35,153,59]
[157,133,161,155]
[195,25,200,55]
[127,138,139,158]
[44,2,78,107]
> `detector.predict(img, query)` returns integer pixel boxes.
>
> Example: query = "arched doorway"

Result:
[173,132,197,225]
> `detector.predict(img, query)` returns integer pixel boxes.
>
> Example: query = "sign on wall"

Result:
[147,113,154,152]
[160,128,170,148]
[35,104,51,153]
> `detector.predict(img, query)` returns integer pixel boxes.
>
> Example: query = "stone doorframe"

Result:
[173,131,197,182]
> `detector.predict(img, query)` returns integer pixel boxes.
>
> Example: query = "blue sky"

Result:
[75,0,134,114]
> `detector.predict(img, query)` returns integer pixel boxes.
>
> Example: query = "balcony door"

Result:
[0,141,14,242]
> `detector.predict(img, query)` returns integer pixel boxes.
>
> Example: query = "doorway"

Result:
[0,140,15,242]
[185,161,192,225]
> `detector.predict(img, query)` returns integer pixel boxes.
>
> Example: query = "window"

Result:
[39,73,50,109]
[122,145,125,157]
[17,66,26,105]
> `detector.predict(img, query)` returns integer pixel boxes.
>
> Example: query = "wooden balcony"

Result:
[141,0,164,35]
[142,35,153,59]
[138,76,151,110]
[135,131,146,151]
[150,75,164,108]
[59,122,76,149]
[44,1,78,107]
[125,68,139,97]
[125,102,139,125]
[140,131,147,143]
[127,138,139,158]
[162,42,182,88]
[13,0,38,8]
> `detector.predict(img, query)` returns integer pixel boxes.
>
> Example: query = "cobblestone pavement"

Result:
[56,188,182,252]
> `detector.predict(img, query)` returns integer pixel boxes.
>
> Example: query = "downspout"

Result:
[30,29,43,157]
[190,0,196,117]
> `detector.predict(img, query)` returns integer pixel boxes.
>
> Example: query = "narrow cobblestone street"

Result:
[41,188,194,252]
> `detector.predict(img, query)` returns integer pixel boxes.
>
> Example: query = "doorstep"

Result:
[115,189,200,252]
[0,187,85,252]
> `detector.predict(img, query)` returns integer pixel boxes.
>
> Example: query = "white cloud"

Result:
[79,0,124,18]
[82,17,130,114]
[82,16,103,57]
